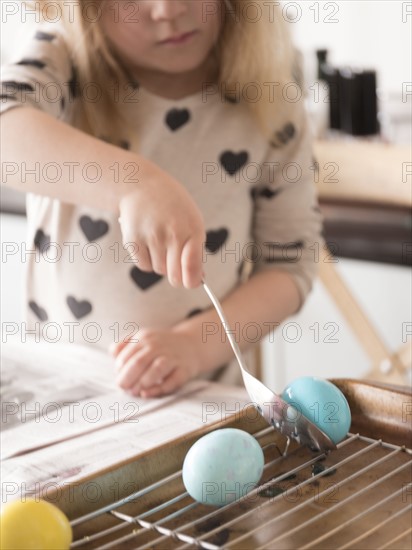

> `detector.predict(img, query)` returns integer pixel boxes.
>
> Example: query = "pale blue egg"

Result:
[281,376,352,444]
[182,428,264,507]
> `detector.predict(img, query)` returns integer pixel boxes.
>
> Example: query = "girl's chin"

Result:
[132,52,214,81]
[154,60,208,74]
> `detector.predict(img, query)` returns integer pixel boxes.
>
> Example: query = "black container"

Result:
[339,68,379,136]
[316,49,329,80]
[315,49,379,136]
[322,65,341,130]
[316,49,341,131]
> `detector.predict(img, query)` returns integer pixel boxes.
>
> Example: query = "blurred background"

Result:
[291,0,411,144]
[1,1,411,389]
[264,0,411,389]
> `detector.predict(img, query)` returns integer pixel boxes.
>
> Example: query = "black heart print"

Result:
[128,80,139,90]
[165,108,190,131]
[98,136,130,150]
[66,296,92,319]
[16,59,46,69]
[224,94,239,104]
[250,187,258,201]
[219,151,249,175]
[264,241,304,263]
[270,122,296,148]
[0,94,16,101]
[130,267,163,290]
[186,308,203,319]
[266,241,304,250]
[34,229,51,252]
[29,300,48,321]
[34,30,55,41]
[2,81,35,93]
[68,65,80,99]
[79,215,109,242]
[119,140,130,150]
[205,228,229,253]
[250,186,282,201]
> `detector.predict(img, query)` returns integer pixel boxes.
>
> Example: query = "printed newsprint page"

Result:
[1,339,251,503]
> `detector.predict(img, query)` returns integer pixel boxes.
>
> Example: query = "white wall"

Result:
[262,259,411,392]
[262,1,412,390]
[284,0,411,96]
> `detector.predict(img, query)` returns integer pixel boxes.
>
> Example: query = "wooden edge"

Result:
[331,378,412,447]
[331,378,412,396]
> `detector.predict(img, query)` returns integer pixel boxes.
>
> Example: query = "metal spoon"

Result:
[202,280,336,453]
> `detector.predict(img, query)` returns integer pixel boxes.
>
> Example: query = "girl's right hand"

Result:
[117,170,206,289]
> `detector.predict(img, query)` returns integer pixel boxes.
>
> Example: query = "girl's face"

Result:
[100,0,223,75]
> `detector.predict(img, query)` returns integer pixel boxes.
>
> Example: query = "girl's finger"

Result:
[133,242,153,272]
[139,356,175,389]
[140,369,180,398]
[166,239,184,288]
[118,213,153,272]
[149,244,167,276]
[116,346,155,389]
[110,337,134,358]
[114,342,142,372]
[181,233,205,289]
[109,340,125,357]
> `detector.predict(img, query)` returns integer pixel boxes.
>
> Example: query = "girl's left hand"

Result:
[109,327,202,398]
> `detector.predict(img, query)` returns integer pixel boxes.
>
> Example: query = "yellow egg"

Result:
[0,498,72,550]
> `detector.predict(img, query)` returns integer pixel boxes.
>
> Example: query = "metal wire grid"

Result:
[69,427,412,550]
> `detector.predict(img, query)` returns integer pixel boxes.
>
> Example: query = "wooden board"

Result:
[314,140,412,208]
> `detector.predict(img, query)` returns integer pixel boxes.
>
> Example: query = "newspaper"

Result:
[1,339,250,504]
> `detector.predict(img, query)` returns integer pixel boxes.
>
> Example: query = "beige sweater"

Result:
[1,24,323,384]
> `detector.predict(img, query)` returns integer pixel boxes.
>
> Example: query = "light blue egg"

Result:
[182,428,264,507]
[281,376,351,444]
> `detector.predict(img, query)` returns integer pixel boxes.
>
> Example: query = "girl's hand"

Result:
[110,327,203,398]
[118,168,205,289]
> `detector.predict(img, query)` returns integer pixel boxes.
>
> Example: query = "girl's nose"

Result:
[150,0,188,22]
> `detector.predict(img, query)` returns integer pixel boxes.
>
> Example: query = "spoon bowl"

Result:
[202,279,336,453]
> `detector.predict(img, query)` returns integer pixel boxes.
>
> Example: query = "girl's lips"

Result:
[159,31,197,45]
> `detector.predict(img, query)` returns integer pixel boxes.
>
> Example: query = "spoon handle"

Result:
[201,280,250,373]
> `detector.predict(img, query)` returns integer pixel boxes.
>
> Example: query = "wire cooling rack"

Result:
[68,425,412,550]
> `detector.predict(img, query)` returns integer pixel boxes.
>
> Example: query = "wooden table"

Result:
[314,139,411,266]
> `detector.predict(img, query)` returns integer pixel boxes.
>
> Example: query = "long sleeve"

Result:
[250,107,324,310]
[1,23,74,121]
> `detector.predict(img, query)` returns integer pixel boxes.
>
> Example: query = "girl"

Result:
[1,0,323,397]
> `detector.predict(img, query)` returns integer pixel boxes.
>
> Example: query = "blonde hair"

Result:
[25,0,299,143]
